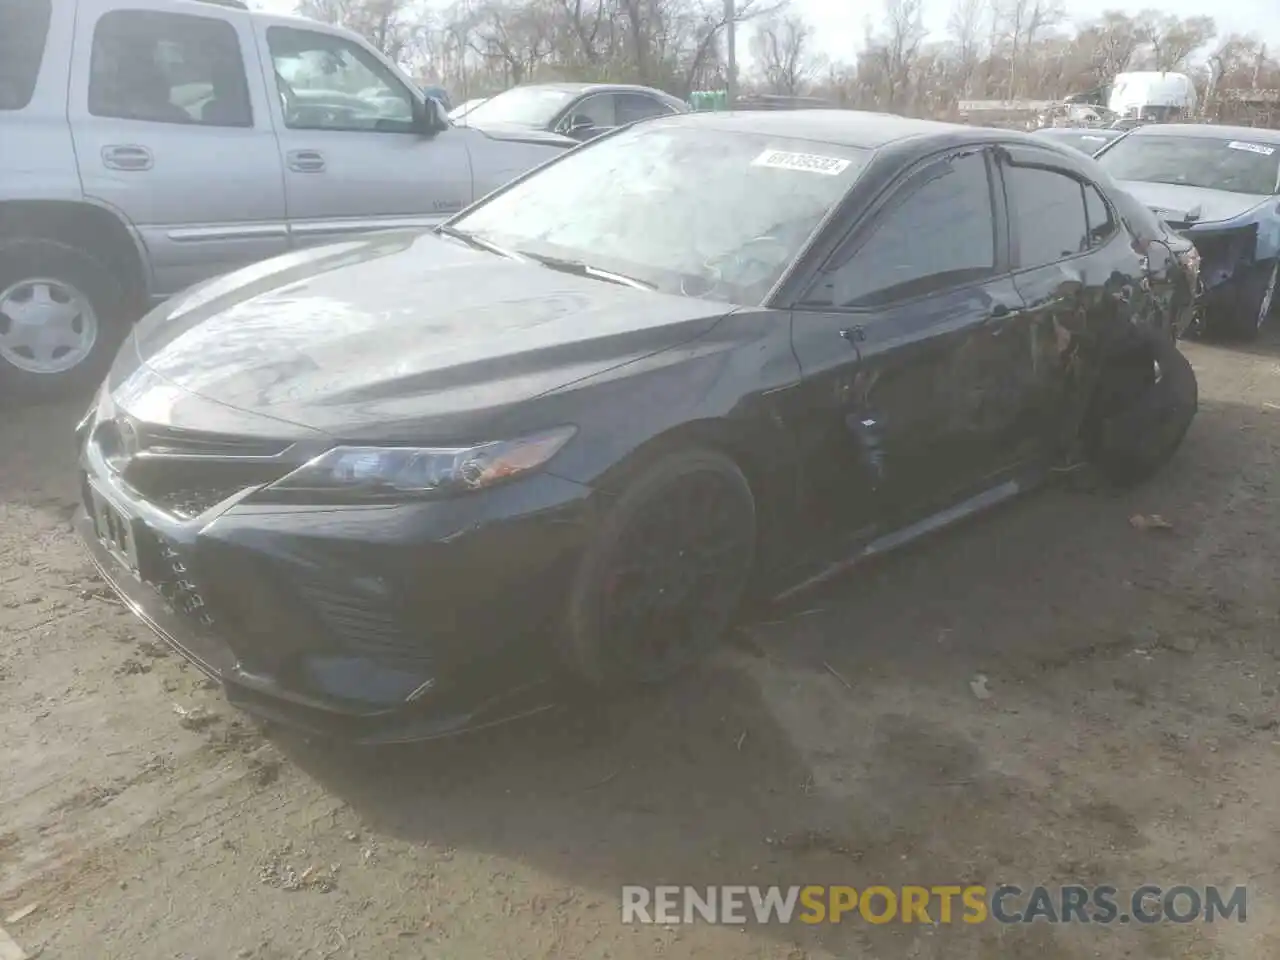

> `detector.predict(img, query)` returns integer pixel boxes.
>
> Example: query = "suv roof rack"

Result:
[195,0,251,9]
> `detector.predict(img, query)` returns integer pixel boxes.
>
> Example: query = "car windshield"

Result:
[460,86,576,127]
[1097,134,1280,195]
[449,123,870,305]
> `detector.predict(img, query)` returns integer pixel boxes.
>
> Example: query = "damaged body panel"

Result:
[1095,124,1280,340]
[76,112,1197,742]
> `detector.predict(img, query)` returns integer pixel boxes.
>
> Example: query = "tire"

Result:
[1203,258,1277,342]
[562,446,757,687]
[0,239,130,403]
[1085,329,1198,486]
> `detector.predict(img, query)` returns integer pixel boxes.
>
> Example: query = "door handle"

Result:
[101,145,153,171]
[987,302,1022,326]
[287,150,326,173]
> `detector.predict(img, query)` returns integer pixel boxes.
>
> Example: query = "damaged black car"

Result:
[76,112,1198,743]
[1095,123,1280,340]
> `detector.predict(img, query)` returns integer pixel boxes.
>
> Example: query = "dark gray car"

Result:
[454,82,688,142]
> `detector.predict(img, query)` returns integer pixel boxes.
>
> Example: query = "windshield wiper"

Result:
[521,252,655,290]
[436,224,521,260]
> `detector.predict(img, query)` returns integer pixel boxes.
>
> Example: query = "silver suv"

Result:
[1,0,573,399]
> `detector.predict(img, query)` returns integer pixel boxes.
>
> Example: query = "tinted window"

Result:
[571,94,616,128]
[813,151,996,307]
[616,93,672,125]
[1097,134,1280,196]
[267,27,414,132]
[452,127,870,306]
[1006,165,1089,268]
[0,0,52,111]
[1084,183,1115,246]
[89,11,251,127]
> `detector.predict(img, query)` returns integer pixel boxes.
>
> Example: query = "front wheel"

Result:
[1084,329,1198,486]
[562,447,758,687]
[0,239,130,402]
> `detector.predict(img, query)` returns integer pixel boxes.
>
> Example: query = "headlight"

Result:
[265,425,576,499]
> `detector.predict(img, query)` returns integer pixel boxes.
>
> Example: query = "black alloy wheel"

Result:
[564,447,757,686]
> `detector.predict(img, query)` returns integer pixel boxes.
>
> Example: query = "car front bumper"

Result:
[75,453,597,744]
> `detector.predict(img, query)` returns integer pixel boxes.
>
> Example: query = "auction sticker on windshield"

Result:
[1226,141,1276,156]
[752,149,852,175]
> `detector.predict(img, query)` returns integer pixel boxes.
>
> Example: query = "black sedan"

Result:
[453,81,687,141]
[1030,126,1124,155]
[76,111,1198,743]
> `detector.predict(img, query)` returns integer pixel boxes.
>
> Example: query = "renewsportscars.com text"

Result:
[621,884,1247,925]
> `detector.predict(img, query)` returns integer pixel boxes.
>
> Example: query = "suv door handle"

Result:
[101,145,153,171]
[287,150,326,173]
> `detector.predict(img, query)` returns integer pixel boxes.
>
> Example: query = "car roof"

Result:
[1126,123,1280,143]
[656,109,1042,151]
[514,81,676,98]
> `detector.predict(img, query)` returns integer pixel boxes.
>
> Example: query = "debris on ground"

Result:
[136,638,171,658]
[4,902,40,924]
[970,673,993,700]
[1129,513,1174,531]
[257,845,337,892]
[172,704,219,731]
[114,658,151,676]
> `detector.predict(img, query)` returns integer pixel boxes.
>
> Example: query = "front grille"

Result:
[134,424,291,459]
[91,418,296,520]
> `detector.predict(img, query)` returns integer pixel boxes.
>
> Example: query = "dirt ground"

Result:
[4,333,1280,959]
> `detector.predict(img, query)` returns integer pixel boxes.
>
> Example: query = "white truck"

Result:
[0,0,574,399]
[1108,71,1197,121]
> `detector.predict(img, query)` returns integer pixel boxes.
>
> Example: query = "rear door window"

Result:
[89,10,252,127]
[0,0,53,110]
[1004,165,1090,268]
[616,93,673,125]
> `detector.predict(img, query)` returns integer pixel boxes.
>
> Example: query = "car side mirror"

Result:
[415,96,449,136]
[565,114,595,136]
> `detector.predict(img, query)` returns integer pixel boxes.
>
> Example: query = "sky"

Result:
[256,0,1280,65]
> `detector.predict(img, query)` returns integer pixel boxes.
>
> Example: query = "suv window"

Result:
[0,0,52,111]
[1084,183,1116,247]
[267,27,415,133]
[1005,165,1090,268]
[812,151,997,307]
[616,93,671,125]
[89,10,251,127]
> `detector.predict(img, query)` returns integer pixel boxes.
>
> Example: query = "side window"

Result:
[88,10,251,127]
[1005,165,1090,268]
[615,93,672,125]
[571,94,616,128]
[266,27,414,133]
[813,151,997,307]
[1084,183,1116,247]
[0,0,52,111]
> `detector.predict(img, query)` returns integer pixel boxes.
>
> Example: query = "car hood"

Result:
[1114,180,1271,225]
[121,231,731,440]
[464,121,577,149]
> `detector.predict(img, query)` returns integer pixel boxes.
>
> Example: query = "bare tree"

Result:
[750,12,820,95]
[296,0,423,60]
[863,0,926,111]
[945,0,987,95]
[1136,12,1216,72]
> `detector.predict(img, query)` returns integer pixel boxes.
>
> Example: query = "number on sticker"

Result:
[1226,141,1276,157]
[751,149,852,175]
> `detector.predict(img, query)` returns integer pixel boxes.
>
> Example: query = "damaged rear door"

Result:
[787,145,1042,546]
[996,143,1152,451]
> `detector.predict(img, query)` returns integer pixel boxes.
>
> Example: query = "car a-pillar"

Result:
[0,200,146,402]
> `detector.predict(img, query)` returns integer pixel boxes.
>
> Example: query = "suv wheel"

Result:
[0,239,129,402]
